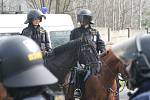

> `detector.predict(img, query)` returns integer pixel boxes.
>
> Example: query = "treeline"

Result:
[0,0,150,30]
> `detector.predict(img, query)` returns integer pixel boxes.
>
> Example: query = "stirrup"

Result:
[74,88,82,98]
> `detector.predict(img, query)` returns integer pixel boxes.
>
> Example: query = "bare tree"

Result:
[112,0,115,30]
[0,0,9,13]
[1,0,150,30]
[130,0,133,28]
[139,0,142,29]
[55,0,60,13]
[102,0,106,27]
[117,0,121,30]
[48,0,52,13]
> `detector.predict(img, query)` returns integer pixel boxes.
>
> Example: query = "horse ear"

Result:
[100,50,108,58]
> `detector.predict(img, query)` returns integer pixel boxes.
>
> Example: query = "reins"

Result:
[99,60,119,97]
[98,53,128,96]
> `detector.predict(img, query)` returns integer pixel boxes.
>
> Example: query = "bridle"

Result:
[98,55,128,97]
[100,59,119,96]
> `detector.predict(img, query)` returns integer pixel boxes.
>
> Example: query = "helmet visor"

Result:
[4,64,58,87]
[112,36,138,64]
[34,15,46,20]
[77,15,92,24]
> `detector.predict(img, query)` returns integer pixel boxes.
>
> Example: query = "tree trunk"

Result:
[118,0,121,30]
[56,0,60,13]
[121,0,125,30]
[48,0,52,13]
[1,0,3,13]
[130,0,133,28]
[42,0,45,7]
[139,0,142,29]
[112,0,115,30]
[103,0,106,27]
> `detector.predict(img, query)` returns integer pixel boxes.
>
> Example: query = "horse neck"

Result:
[45,50,77,83]
[100,50,120,84]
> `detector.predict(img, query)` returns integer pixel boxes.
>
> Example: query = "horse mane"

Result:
[52,39,81,55]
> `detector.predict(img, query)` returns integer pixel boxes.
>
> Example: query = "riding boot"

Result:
[74,71,82,98]
[74,88,82,98]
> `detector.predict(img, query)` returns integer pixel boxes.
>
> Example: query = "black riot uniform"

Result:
[22,25,50,51]
[71,9,105,99]
[22,9,51,52]
[112,34,150,100]
[0,36,59,100]
[70,26,105,53]
[70,9,106,54]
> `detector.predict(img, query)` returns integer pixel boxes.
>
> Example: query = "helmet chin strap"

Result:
[136,35,150,68]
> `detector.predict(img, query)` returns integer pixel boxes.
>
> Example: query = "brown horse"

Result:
[82,49,127,100]
[62,49,127,100]
[63,48,128,100]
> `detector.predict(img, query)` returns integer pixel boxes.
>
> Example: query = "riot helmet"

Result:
[0,36,57,88]
[77,9,93,24]
[112,34,150,89]
[24,9,46,24]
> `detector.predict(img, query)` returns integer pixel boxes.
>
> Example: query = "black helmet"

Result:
[77,9,94,24]
[112,34,150,88]
[24,9,46,24]
[0,36,57,87]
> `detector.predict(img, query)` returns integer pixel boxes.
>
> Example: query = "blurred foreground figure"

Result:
[112,34,150,100]
[0,36,66,100]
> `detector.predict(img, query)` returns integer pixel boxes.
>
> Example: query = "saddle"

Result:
[67,61,92,90]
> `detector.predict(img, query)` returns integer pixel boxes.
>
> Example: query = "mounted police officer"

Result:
[21,9,51,56]
[0,36,59,100]
[70,9,106,98]
[112,34,150,100]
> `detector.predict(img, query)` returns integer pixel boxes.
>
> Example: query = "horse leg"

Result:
[107,80,118,100]
[64,73,75,100]
[82,75,103,100]
[63,84,75,100]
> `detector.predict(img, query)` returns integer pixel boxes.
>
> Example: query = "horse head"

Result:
[100,48,128,79]
[82,48,128,100]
